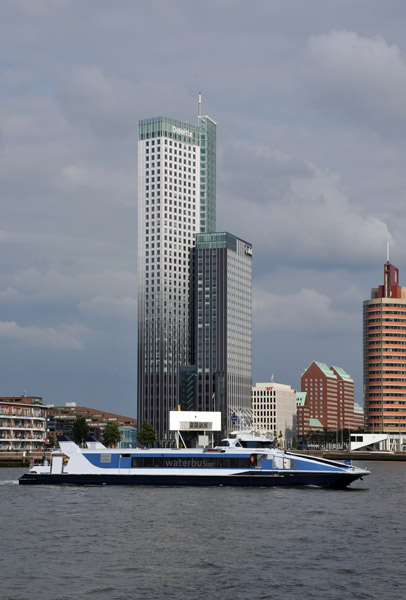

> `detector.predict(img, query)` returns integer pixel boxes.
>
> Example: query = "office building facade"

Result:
[301,361,363,432]
[188,233,253,436]
[363,261,406,433]
[252,382,296,447]
[137,110,217,443]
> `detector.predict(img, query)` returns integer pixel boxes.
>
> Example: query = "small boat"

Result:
[18,434,369,488]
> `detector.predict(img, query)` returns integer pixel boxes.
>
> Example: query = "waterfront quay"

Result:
[2,449,406,468]
[0,451,51,467]
[293,449,406,461]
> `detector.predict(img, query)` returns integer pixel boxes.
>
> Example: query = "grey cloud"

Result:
[253,286,358,334]
[0,320,89,350]
[0,265,137,307]
[17,0,68,15]
[222,142,312,205]
[55,67,197,139]
[60,163,136,207]
[304,30,406,137]
[79,295,137,321]
[55,66,140,138]
[218,142,391,267]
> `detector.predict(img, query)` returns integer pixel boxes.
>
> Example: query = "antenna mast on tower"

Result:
[385,242,390,298]
[198,91,202,118]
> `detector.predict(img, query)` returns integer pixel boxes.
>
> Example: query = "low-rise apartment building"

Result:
[48,403,137,443]
[0,396,48,452]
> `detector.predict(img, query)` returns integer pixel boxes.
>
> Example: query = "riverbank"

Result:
[0,452,51,467]
[1,449,406,467]
[291,449,406,461]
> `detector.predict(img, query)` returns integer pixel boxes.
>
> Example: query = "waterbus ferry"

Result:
[18,434,369,488]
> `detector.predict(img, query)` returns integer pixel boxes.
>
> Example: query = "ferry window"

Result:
[100,454,111,463]
[131,456,253,469]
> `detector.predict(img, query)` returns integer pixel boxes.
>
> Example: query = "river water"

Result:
[0,462,405,600]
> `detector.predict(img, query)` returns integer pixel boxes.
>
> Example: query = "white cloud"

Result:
[253,286,357,334]
[0,320,88,349]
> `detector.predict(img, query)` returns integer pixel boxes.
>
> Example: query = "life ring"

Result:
[250,454,255,465]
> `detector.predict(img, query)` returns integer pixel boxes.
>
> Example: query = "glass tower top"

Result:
[198,116,216,233]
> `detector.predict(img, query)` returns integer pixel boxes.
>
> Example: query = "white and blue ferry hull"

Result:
[19,439,369,489]
[19,469,365,488]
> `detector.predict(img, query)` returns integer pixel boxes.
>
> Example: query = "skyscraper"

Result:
[188,232,252,437]
[137,104,217,444]
[363,260,406,434]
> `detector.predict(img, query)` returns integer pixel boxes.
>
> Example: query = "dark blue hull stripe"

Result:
[19,471,363,489]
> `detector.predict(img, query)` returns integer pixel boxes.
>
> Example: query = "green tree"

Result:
[72,416,89,446]
[103,423,121,447]
[46,435,56,448]
[137,420,157,447]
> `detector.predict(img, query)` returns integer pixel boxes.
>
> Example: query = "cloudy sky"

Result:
[1,0,406,417]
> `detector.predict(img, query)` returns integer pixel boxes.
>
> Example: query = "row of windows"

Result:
[365,400,406,405]
[365,379,406,384]
[365,422,406,427]
[365,305,406,310]
[145,141,196,154]
[364,323,406,331]
[365,316,406,322]
[365,341,406,345]
[365,367,406,374]
[365,393,406,397]
[130,455,256,469]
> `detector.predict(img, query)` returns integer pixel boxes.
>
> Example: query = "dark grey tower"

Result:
[188,232,253,437]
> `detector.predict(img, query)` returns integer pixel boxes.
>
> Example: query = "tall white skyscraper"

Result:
[137,105,217,444]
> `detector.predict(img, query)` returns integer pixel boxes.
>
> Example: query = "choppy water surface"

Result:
[1,462,405,600]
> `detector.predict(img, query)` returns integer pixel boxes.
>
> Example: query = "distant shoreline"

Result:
[290,450,406,461]
[0,452,51,468]
[1,449,406,467]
